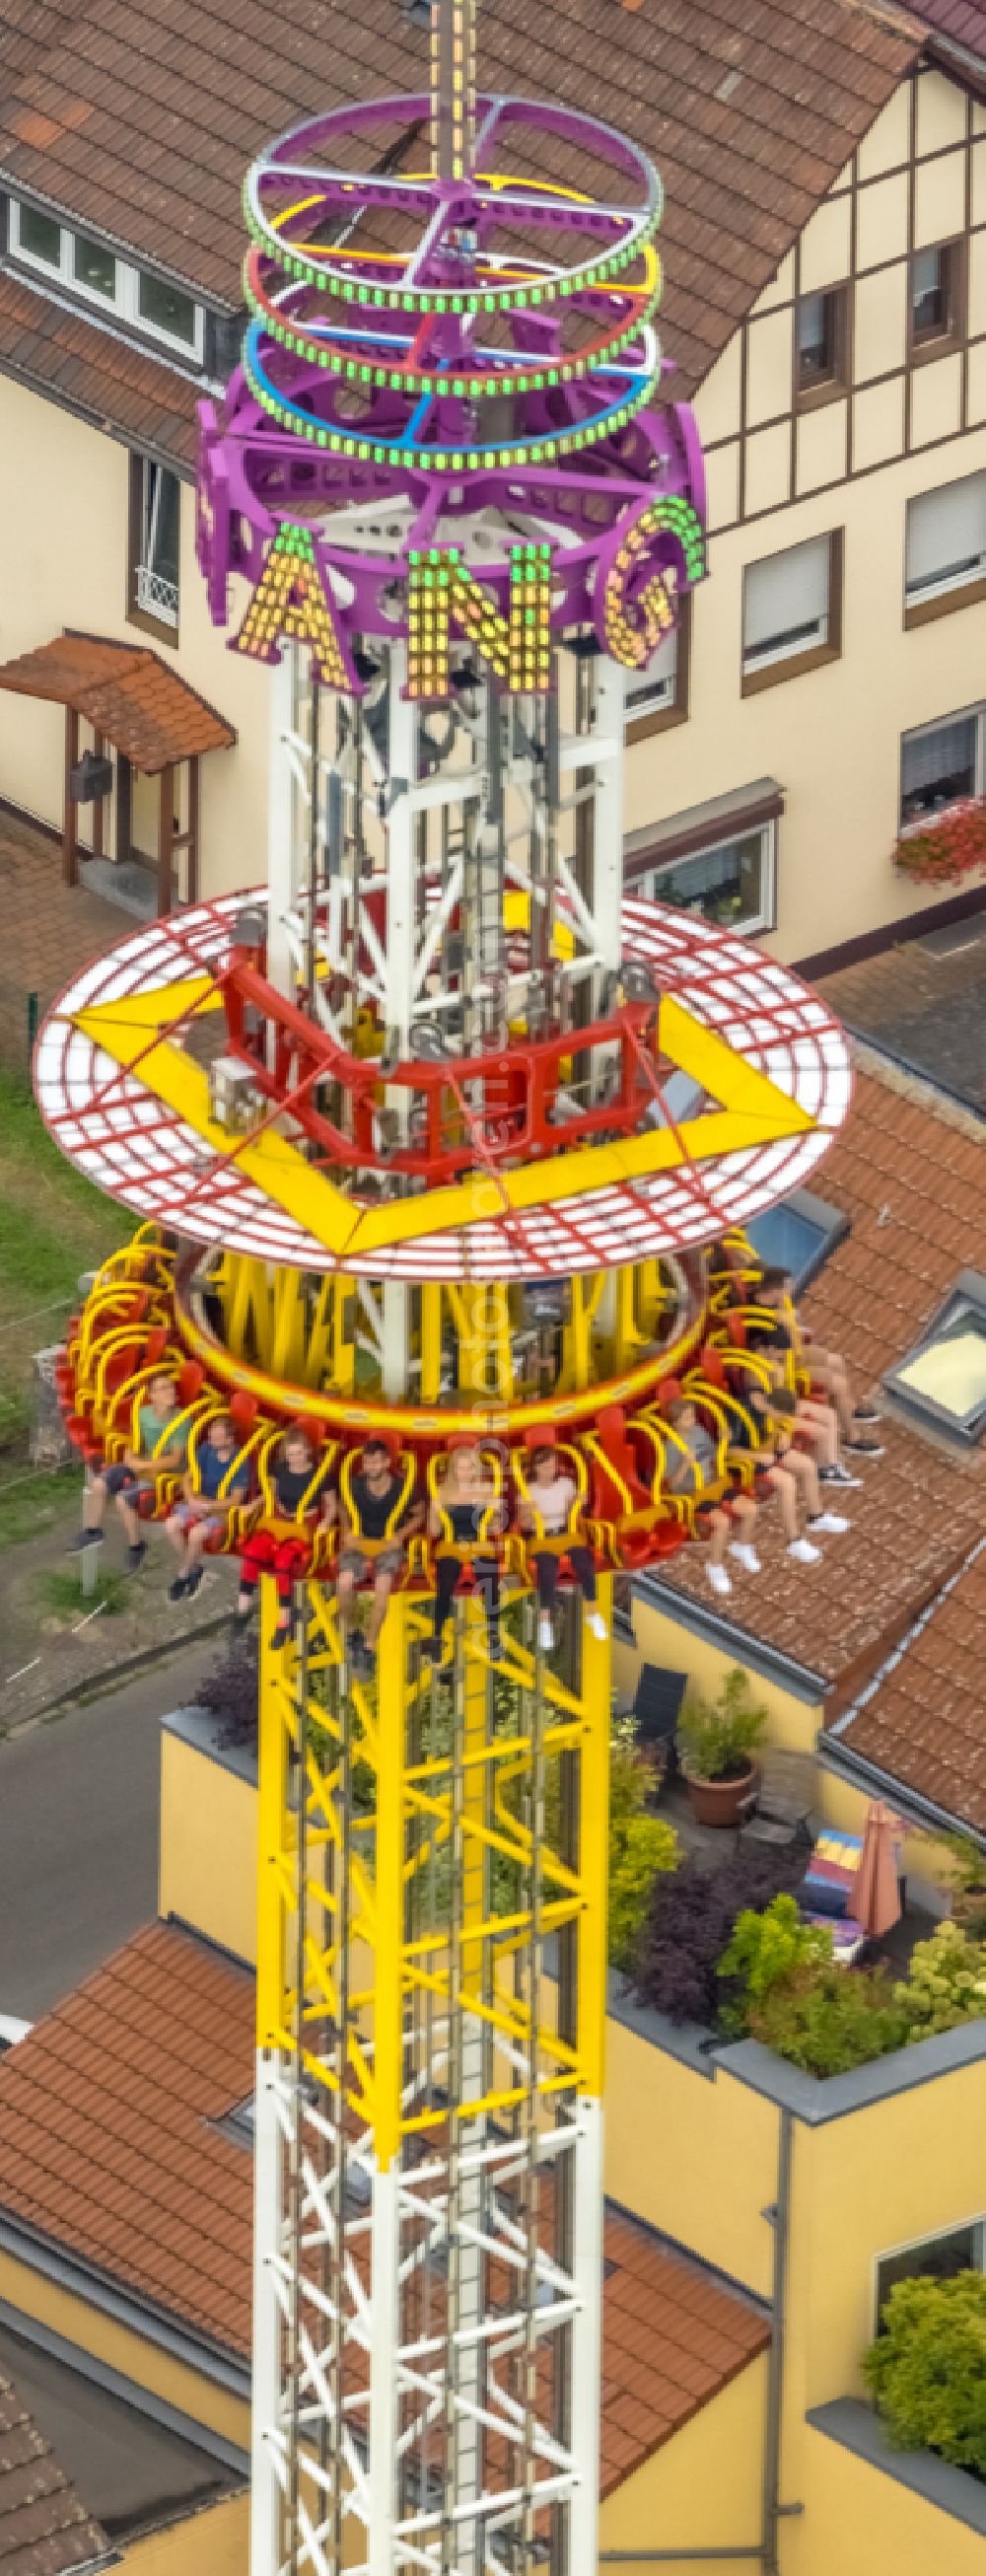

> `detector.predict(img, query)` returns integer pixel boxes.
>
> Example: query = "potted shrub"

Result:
[676,1668,767,1828]
[862,2272,986,2475]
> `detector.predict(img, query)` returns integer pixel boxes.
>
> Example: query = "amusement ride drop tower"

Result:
[34,8,853,2575]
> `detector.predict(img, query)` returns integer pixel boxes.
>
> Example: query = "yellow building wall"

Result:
[789,2422,986,2576]
[159,1728,257,1966]
[0,2248,249,2451]
[599,2359,767,2571]
[787,2055,986,2416]
[604,2013,778,2300]
[122,2491,247,2575]
[0,374,269,899]
[626,1596,824,1756]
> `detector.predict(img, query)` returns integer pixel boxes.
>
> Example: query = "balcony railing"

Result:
[136,562,178,626]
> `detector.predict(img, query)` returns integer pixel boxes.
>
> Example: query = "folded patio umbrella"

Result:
[853,1801,902,1940]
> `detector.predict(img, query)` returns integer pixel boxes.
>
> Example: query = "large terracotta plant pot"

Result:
[681,1758,759,1830]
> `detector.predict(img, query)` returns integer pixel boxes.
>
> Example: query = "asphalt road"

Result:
[0,1639,217,2022]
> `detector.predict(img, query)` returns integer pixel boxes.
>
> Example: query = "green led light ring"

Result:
[243,116,662,320]
[244,189,661,316]
[243,252,663,400]
[243,336,658,468]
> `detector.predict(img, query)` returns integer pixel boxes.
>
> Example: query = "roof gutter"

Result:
[922,30,986,97]
[821,1531,986,1845]
[630,1572,827,1704]
[0,2213,249,2399]
[817,1731,986,1851]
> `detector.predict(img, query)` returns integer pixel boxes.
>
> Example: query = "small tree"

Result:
[862,2272,986,2474]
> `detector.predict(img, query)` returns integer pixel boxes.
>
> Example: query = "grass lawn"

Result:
[0,1070,124,1477]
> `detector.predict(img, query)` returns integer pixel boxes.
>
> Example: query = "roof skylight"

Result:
[885,1269,986,1444]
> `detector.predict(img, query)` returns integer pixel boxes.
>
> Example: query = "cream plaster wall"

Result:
[857,80,911,183]
[0,374,269,897]
[799,192,852,297]
[623,421,986,959]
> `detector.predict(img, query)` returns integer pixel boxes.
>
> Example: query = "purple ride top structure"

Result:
[33,7,853,2576]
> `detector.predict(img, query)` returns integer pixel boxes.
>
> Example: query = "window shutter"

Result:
[906,473,986,591]
[743,536,830,653]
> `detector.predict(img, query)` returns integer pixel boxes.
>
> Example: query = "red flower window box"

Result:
[893,797,986,886]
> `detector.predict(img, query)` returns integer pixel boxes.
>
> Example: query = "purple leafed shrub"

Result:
[631,1846,806,2028]
[196,1630,259,1753]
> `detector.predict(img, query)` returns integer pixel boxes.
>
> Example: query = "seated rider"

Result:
[747,1266,882,1464]
[663,1396,761,1601]
[728,1382,850,1567]
[517,1445,607,1652]
[425,1441,504,1664]
[165,1413,250,1604]
[235,1426,335,1651]
[337,1438,422,1676]
[69,1369,189,1572]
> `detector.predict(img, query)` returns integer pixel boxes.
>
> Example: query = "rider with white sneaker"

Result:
[518,1446,608,1653]
[663,1396,762,1600]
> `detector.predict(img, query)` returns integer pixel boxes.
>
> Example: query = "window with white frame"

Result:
[875,2222,985,2332]
[905,471,986,611]
[129,457,180,630]
[742,533,838,681]
[641,820,775,935]
[899,706,983,825]
[10,197,203,358]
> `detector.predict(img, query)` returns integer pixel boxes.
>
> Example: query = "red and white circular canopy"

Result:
[35,892,851,1283]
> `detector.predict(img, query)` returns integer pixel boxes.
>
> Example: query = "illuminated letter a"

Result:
[233,522,352,690]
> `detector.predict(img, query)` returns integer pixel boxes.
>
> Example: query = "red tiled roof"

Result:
[0,1923,768,2485]
[0,268,198,468]
[910,0,986,60]
[651,1058,986,1819]
[0,0,922,402]
[837,1539,986,1831]
[0,632,236,769]
[0,2368,109,2576]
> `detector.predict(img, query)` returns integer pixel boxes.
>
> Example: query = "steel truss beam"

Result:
[253,1575,610,2576]
[266,639,624,1053]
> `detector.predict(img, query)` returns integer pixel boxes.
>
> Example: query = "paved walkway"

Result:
[818,912,986,1112]
[0,1638,216,2020]
[0,810,133,1068]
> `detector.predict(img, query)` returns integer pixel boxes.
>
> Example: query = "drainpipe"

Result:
[599,2110,801,2574]
[760,2108,793,2576]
